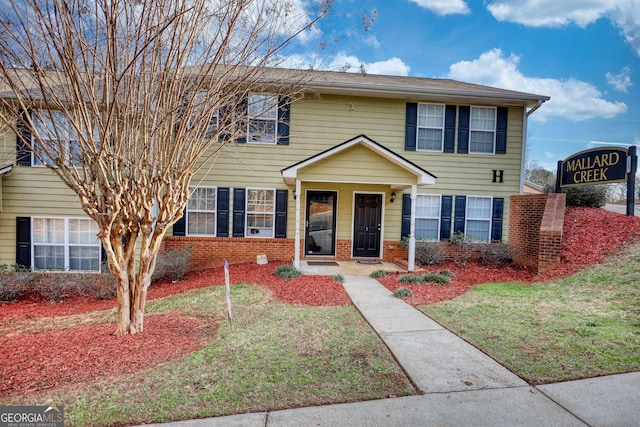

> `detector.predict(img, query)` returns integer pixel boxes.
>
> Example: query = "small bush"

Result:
[332,274,344,283]
[370,269,388,278]
[439,269,454,278]
[152,247,193,283]
[415,240,446,266]
[422,273,450,285]
[393,287,412,298]
[449,232,475,266]
[274,264,302,280]
[397,274,423,284]
[0,272,36,301]
[479,243,513,266]
[565,185,607,207]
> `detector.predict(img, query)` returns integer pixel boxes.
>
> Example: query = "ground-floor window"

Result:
[32,217,101,271]
[246,188,275,237]
[187,186,217,236]
[415,195,441,240]
[465,196,492,242]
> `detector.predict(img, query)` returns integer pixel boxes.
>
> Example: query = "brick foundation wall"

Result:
[161,236,404,269]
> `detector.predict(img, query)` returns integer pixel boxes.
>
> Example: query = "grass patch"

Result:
[2,284,414,425]
[421,242,640,385]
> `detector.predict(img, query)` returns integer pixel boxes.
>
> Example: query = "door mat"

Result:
[306,261,339,266]
[356,260,383,265]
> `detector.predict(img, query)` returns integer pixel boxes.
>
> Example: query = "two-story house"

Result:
[0,68,548,272]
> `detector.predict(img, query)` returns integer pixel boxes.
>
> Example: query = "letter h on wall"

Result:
[492,169,504,183]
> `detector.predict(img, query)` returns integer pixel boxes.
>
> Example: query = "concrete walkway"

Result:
[145,274,640,427]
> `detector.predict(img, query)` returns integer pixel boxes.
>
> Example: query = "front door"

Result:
[353,193,382,257]
[305,191,337,256]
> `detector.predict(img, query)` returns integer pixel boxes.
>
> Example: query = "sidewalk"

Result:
[144,274,640,427]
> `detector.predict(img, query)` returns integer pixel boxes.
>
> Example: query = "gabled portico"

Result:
[281,135,436,271]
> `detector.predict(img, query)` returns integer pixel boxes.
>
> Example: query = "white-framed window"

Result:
[31,110,96,167]
[32,217,101,272]
[247,93,278,144]
[187,186,217,236]
[417,103,445,151]
[192,90,219,141]
[469,106,496,154]
[415,195,441,241]
[246,188,275,237]
[465,196,492,242]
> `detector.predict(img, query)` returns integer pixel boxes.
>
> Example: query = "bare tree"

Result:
[0,0,330,335]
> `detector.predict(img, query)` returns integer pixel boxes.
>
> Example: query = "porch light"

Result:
[390,191,396,203]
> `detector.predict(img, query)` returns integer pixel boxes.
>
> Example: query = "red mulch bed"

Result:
[378,207,640,304]
[1,206,639,397]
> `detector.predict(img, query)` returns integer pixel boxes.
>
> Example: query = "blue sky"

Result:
[295,0,640,172]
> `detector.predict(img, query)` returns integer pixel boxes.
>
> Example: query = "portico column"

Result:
[294,179,301,268]
[408,185,417,271]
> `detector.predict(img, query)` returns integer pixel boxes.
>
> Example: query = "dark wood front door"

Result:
[353,194,382,257]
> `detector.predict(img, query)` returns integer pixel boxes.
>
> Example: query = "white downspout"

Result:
[520,100,545,194]
[294,179,301,268]
[408,185,417,271]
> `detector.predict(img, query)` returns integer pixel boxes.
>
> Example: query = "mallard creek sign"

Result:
[559,147,629,187]
[556,146,638,216]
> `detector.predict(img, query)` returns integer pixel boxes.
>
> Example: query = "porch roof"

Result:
[281,135,437,188]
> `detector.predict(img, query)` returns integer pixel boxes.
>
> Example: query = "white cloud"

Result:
[486,0,640,56]
[327,52,410,76]
[447,49,627,122]
[606,66,633,93]
[408,0,470,16]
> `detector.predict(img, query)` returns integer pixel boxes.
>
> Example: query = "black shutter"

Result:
[236,95,248,143]
[16,110,32,166]
[16,217,31,268]
[457,106,470,154]
[218,103,232,142]
[444,105,456,153]
[496,107,508,154]
[401,193,411,238]
[405,103,417,151]
[217,187,230,237]
[173,208,186,236]
[491,197,504,242]
[232,188,246,237]
[440,195,452,241]
[275,189,288,238]
[453,196,466,234]
[277,97,290,145]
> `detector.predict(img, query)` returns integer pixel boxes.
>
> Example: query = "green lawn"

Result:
[421,242,640,384]
[1,284,415,426]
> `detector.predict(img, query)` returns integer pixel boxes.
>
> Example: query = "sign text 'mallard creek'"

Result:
[560,147,628,187]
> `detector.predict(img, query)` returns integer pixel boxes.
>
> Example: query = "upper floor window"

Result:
[469,107,496,154]
[32,217,101,271]
[465,196,492,242]
[415,195,441,240]
[31,111,98,167]
[417,103,445,151]
[246,188,275,237]
[187,186,217,236]
[247,94,278,144]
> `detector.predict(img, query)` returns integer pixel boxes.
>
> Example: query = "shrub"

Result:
[479,243,513,266]
[0,272,35,301]
[370,269,388,278]
[415,240,446,266]
[565,185,607,207]
[274,264,301,280]
[422,273,450,285]
[449,232,475,266]
[152,247,193,283]
[393,287,412,298]
[439,269,454,278]
[397,274,423,284]
[332,274,344,283]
